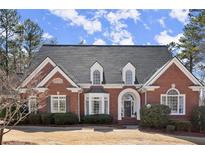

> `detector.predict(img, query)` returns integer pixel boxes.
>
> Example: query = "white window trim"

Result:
[90,62,103,85]
[160,88,186,115]
[28,96,37,113]
[84,93,110,115]
[50,95,66,113]
[122,62,135,85]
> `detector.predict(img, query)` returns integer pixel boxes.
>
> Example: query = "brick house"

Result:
[20,45,204,124]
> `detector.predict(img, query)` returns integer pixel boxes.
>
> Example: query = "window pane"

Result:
[93,70,101,84]
[59,99,66,112]
[29,97,37,113]
[125,70,133,84]
[52,99,58,112]
[161,96,166,105]
[167,89,178,95]
[92,97,100,114]
[179,96,184,114]
[167,96,178,113]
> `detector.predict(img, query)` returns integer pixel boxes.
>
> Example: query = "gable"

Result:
[37,66,79,88]
[144,57,202,86]
[21,57,56,88]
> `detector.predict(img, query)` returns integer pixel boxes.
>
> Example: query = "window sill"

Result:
[170,113,185,116]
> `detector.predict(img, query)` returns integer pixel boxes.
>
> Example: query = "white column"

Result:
[101,96,104,114]
[199,88,204,106]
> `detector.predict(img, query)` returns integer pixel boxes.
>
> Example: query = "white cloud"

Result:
[143,23,151,30]
[155,30,183,45]
[158,17,166,28]
[104,10,140,45]
[93,39,106,45]
[42,32,54,39]
[50,9,102,34]
[106,10,141,24]
[169,9,189,24]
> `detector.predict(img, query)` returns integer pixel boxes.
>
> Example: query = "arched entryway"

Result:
[118,88,140,120]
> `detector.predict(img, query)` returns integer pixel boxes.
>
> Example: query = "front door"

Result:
[124,101,131,117]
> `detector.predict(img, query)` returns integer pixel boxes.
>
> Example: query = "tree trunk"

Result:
[189,54,193,73]
[0,128,4,145]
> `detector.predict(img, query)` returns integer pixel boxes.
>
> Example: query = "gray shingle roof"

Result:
[29,45,172,84]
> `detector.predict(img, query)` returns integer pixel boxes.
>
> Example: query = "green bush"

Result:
[0,109,6,118]
[40,113,54,125]
[191,106,205,132]
[82,114,113,124]
[28,114,41,124]
[53,112,79,125]
[166,125,175,133]
[140,104,171,129]
[173,120,192,132]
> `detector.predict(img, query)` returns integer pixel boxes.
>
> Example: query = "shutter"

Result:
[66,96,70,112]
[47,96,51,113]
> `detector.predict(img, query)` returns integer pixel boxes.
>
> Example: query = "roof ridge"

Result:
[42,44,168,47]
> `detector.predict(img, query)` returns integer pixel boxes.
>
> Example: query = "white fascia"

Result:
[21,57,56,88]
[122,62,136,85]
[144,57,203,87]
[37,66,79,88]
[90,61,103,84]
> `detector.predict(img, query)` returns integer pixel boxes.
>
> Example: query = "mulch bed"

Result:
[3,141,37,145]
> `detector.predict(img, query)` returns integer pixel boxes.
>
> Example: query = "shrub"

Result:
[191,106,205,132]
[82,114,113,124]
[40,113,54,125]
[173,120,192,132]
[53,112,79,125]
[27,114,41,124]
[166,125,175,133]
[140,104,171,129]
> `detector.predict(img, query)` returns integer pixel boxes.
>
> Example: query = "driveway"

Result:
[3,126,205,145]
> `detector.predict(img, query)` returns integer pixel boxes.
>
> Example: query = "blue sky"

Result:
[18,9,189,45]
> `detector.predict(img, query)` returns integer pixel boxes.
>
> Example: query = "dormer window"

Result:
[125,70,133,84]
[93,70,101,84]
[90,61,103,85]
[122,62,135,85]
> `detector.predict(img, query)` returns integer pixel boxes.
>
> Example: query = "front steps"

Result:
[118,117,138,125]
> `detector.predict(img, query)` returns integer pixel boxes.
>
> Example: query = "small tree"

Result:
[0,70,39,145]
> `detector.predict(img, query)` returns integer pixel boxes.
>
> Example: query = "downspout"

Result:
[145,90,147,105]
[77,90,82,121]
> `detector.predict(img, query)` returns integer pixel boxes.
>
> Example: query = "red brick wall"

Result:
[25,63,54,88]
[147,63,199,120]
[38,72,78,115]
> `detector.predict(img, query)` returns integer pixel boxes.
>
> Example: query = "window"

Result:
[84,93,109,115]
[122,63,135,85]
[161,88,185,115]
[28,96,37,113]
[51,95,66,113]
[93,70,101,84]
[125,70,133,84]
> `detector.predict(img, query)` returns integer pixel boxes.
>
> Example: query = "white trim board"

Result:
[144,57,203,86]
[37,66,79,88]
[21,57,56,87]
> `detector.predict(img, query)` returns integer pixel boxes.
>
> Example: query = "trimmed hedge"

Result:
[82,114,112,124]
[140,104,171,129]
[191,106,205,132]
[53,112,79,125]
[166,125,175,133]
[40,113,54,125]
[172,120,192,132]
[27,114,41,124]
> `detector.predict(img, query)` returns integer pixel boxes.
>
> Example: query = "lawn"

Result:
[2,126,197,145]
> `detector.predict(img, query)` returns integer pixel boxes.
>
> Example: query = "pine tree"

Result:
[0,9,20,75]
[177,10,205,73]
[23,19,43,66]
